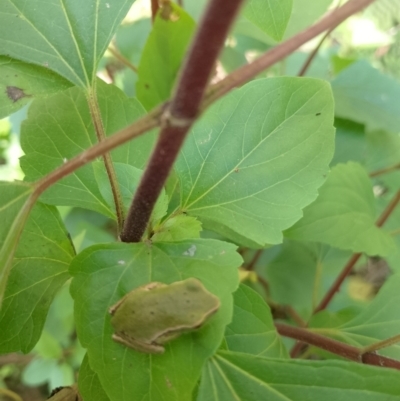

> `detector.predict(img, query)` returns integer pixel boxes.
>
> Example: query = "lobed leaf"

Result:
[198,351,400,400]
[0,202,74,353]
[0,0,135,87]
[20,81,155,216]
[176,77,335,247]
[285,162,395,256]
[70,239,241,401]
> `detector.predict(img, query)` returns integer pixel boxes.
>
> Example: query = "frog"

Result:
[109,277,220,354]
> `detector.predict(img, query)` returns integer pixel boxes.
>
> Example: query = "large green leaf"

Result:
[176,78,335,247]
[0,0,135,87]
[243,0,292,41]
[225,284,288,358]
[0,56,72,119]
[285,162,395,256]
[332,60,400,133]
[0,202,74,353]
[311,274,400,360]
[20,81,155,216]
[198,351,400,400]
[136,3,195,110]
[70,239,241,401]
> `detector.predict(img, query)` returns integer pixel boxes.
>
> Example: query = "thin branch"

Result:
[246,249,263,271]
[390,227,400,236]
[314,253,362,313]
[203,0,376,107]
[298,28,334,76]
[120,0,245,242]
[369,162,400,178]
[276,323,400,370]
[87,88,125,231]
[375,190,400,227]
[361,334,400,354]
[108,44,138,73]
[298,0,342,76]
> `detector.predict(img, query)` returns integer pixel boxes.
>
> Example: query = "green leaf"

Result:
[64,208,115,253]
[331,118,367,167]
[0,181,33,304]
[311,274,400,360]
[266,240,352,319]
[20,81,155,216]
[244,0,292,41]
[70,239,241,401]
[0,203,74,353]
[0,56,73,119]
[0,0,135,87]
[332,60,400,133]
[152,214,202,242]
[22,358,58,386]
[136,3,196,110]
[365,130,400,172]
[176,78,335,247]
[225,284,288,358]
[93,162,168,225]
[284,0,333,39]
[285,162,395,256]
[198,352,400,400]
[79,354,110,401]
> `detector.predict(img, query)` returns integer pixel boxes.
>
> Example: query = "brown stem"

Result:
[375,190,400,227]
[284,306,307,327]
[369,162,400,178]
[276,323,400,370]
[108,44,138,73]
[298,28,334,76]
[246,249,263,271]
[151,0,159,21]
[314,253,362,313]
[204,0,376,107]
[120,0,245,242]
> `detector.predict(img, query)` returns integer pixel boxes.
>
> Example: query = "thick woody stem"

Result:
[120,0,245,242]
